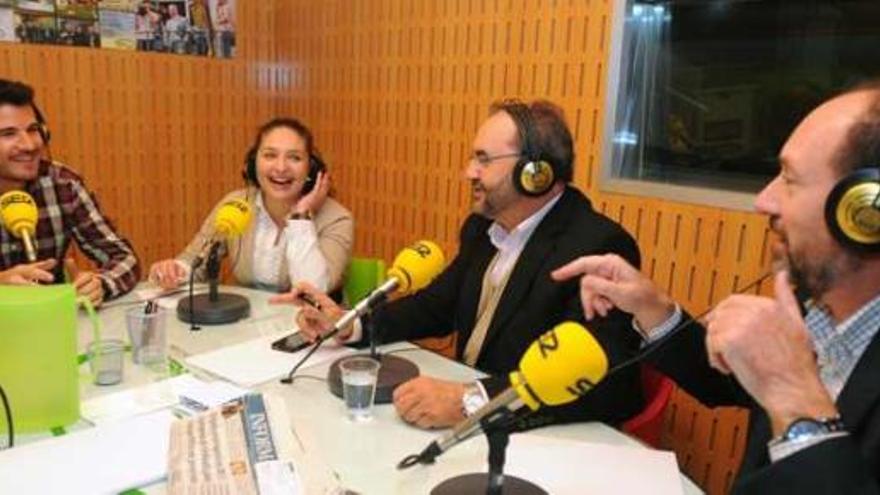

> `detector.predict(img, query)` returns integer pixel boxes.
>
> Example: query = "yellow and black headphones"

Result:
[502,100,557,197]
[824,165,880,252]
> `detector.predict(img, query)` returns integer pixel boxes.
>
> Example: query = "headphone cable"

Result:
[0,382,13,449]
[280,335,326,384]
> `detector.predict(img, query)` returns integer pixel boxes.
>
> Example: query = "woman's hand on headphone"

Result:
[293,171,330,217]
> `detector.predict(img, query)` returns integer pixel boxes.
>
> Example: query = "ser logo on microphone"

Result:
[223,199,249,214]
[566,377,598,398]
[535,329,597,398]
[1,193,32,208]
[536,330,560,358]
[410,241,433,258]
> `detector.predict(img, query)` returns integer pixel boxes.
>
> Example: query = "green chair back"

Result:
[343,258,386,306]
[0,284,81,432]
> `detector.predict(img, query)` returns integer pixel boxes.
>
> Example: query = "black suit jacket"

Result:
[649,315,880,494]
[373,186,644,429]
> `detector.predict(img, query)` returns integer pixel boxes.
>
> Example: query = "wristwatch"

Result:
[289,210,313,221]
[775,416,845,444]
[461,382,488,417]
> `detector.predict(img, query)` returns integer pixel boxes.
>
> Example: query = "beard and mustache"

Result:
[770,215,863,301]
[470,179,516,219]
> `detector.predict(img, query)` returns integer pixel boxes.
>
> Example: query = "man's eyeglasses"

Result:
[469,152,521,166]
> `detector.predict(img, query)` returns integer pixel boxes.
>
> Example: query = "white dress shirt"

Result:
[251,195,331,291]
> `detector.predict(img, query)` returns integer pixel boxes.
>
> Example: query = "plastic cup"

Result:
[126,307,167,369]
[88,339,125,386]
[340,357,380,422]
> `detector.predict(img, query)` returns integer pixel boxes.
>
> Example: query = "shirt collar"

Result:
[487,191,563,252]
[253,193,274,227]
[23,159,52,193]
[805,292,880,358]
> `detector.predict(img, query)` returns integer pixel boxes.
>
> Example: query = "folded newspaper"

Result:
[167,393,305,495]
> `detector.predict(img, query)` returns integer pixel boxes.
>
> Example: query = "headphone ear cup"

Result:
[301,154,326,195]
[38,123,50,145]
[824,167,880,252]
[513,158,555,197]
[243,147,258,184]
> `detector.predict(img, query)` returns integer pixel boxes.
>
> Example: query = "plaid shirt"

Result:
[0,160,140,299]
[767,293,880,461]
[806,293,880,400]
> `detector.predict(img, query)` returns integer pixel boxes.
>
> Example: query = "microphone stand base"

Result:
[177,293,250,325]
[431,473,547,495]
[327,353,419,404]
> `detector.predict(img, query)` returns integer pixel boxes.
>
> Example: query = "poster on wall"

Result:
[98,7,132,49]
[0,5,14,42]
[0,0,235,58]
[56,0,97,18]
[208,0,233,58]
[55,0,99,47]
[17,1,55,13]
[14,10,57,44]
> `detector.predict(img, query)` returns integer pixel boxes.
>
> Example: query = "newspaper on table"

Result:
[167,393,302,495]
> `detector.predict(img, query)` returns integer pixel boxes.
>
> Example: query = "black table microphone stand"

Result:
[177,242,250,327]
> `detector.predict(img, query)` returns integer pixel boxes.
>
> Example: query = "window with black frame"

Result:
[604,0,880,202]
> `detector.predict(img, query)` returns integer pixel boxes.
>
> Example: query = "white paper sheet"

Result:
[0,411,174,495]
[81,379,177,424]
[184,334,355,387]
[81,374,251,424]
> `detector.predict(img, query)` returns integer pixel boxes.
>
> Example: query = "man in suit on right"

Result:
[553,81,880,493]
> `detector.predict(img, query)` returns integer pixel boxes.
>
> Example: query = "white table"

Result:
[72,285,702,494]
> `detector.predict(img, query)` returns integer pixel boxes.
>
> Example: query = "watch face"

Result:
[786,418,825,440]
[463,388,486,416]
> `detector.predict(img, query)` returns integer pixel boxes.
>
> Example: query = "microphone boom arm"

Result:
[324,278,400,340]
[398,387,523,469]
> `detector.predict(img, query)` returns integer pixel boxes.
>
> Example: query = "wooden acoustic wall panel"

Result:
[276,0,619,262]
[275,2,780,493]
[0,1,285,274]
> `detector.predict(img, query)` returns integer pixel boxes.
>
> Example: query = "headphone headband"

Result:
[243,146,325,196]
[500,100,538,162]
[30,102,50,145]
[498,99,556,197]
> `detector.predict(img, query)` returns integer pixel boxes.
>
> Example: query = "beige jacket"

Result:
[177,188,354,292]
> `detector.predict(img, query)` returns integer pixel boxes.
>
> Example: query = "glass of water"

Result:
[88,339,125,386]
[340,356,381,422]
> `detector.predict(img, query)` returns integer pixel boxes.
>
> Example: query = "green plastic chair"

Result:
[343,257,386,306]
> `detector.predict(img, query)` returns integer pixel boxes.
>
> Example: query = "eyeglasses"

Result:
[469,152,521,166]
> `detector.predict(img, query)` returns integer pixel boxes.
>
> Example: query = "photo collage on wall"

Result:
[0,0,235,58]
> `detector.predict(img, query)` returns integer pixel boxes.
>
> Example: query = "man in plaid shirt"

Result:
[0,79,140,305]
